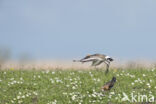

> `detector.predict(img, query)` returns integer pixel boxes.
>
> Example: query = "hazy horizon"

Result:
[0,0,156,60]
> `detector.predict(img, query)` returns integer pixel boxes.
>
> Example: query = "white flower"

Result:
[143,74,146,77]
[130,75,135,78]
[72,95,77,100]
[52,100,57,104]
[19,92,22,95]
[110,92,115,95]
[22,95,25,98]
[51,80,54,83]
[20,77,23,80]
[11,100,14,103]
[17,96,20,99]
[72,86,76,90]
[10,78,14,80]
[88,94,91,97]
[92,94,96,97]
[131,82,134,85]
[97,78,100,82]
[147,83,151,88]
[63,92,67,95]
[52,71,55,74]
[109,95,112,98]
[115,97,118,100]
[26,94,29,97]
[33,92,38,95]
[134,80,138,82]
[18,100,23,104]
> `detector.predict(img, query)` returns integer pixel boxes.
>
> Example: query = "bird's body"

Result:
[73,54,113,73]
[101,77,116,91]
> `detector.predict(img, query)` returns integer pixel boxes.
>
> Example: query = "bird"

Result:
[101,77,116,91]
[73,53,114,73]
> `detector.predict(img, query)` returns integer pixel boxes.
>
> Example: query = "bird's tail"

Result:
[73,58,91,62]
[73,60,81,62]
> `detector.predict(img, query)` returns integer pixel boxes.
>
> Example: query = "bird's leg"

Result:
[104,61,110,74]
[106,64,109,74]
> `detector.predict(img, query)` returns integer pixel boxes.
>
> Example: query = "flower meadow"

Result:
[0,68,156,104]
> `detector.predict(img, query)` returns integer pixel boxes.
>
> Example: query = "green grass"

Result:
[0,68,156,104]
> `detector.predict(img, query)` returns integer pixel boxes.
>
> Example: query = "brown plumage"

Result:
[101,77,116,91]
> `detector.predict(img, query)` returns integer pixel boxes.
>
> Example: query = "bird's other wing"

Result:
[80,55,101,62]
[91,60,103,66]
[108,81,116,89]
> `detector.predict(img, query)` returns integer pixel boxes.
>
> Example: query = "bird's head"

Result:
[105,56,114,62]
[112,77,116,82]
[108,57,114,61]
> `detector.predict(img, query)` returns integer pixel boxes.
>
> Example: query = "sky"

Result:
[0,0,156,60]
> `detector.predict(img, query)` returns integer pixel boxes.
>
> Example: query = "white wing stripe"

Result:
[82,57,103,61]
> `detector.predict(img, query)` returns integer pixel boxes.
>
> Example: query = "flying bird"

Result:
[73,53,114,73]
[101,77,116,91]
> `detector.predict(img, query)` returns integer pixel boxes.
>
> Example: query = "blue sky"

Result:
[0,0,156,60]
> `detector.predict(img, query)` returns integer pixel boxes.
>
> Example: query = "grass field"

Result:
[0,68,156,104]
